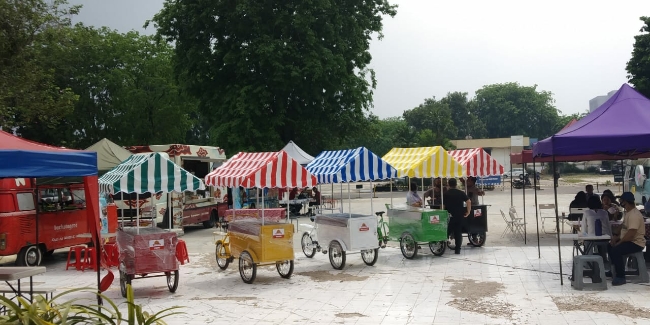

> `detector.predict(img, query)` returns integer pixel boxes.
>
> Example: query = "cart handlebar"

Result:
[375,211,385,217]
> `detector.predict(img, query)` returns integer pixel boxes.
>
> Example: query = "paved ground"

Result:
[6,175,650,325]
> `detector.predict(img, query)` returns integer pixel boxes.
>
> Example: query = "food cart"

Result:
[387,206,449,258]
[99,152,205,297]
[205,150,317,283]
[302,147,397,269]
[382,146,465,257]
[448,148,504,247]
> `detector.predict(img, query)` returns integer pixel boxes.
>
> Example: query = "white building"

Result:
[450,136,530,173]
[589,90,617,112]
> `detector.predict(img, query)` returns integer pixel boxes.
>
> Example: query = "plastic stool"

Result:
[103,243,119,268]
[175,239,189,265]
[83,247,96,271]
[572,255,607,291]
[66,246,86,270]
[612,251,649,283]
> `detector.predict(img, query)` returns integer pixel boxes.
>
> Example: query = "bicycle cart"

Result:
[117,227,179,297]
[205,150,318,283]
[385,206,449,259]
[301,213,378,270]
[215,220,294,283]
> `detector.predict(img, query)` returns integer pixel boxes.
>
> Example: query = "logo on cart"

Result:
[474,209,482,217]
[273,229,285,238]
[149,239,164,250]
[359,223,370,231]
[429,215,440,224]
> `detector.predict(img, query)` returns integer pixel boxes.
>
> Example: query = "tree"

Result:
[627,16,650,99]
[0,0,79,131]
[403,97,457,148]
[18,25,199,148]
[473,83,560,139]
[148,0,398,154]
[440,92,486,139]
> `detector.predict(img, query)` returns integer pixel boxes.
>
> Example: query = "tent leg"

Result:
[523,163,527,244]
[390,178,393,207]
[552,157,564,285]
[370,181,374,215]
[534,158,540,258]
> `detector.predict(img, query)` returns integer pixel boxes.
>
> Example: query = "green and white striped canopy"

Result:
[99,152,205,194]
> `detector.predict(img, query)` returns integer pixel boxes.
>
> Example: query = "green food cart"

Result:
[387,206,449,259]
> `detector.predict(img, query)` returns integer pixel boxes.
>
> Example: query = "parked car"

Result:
[599,166,611,175]
[503,168,527,179]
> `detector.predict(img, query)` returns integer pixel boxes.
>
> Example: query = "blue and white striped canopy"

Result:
[306,147,397,184]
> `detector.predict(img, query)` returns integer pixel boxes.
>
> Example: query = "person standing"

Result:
[585,184,599,201]
[465,177,484,207]
[444,178,471,254]
[607,192,646,285]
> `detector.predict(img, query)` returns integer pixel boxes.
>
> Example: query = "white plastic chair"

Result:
[539,203,557,234]
[508,207,526,239]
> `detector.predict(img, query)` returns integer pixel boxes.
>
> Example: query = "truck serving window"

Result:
[16,193,35,211]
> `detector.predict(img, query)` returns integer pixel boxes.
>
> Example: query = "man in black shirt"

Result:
[444,178,471,254]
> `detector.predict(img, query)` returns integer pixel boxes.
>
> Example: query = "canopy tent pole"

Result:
[370,181,374,215]
[523,163,527,244]
[331,183,334,214]
[441,178,445,209]
[390,178,393,207]
[136,193,140,235]
[510,169,514,207]
[421,178,424,199]
[348,183,351,217]
[340,183,343,213]
[262,190,265,226]
[168,194,172,230]
[533,157,541,258]
[552,157,564,285]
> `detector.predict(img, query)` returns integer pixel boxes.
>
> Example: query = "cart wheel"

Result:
[361,248,379,266]
[429,241,446,256]
[276,260,294,278]
[328,240,346,270]
[215,241,230,270]
[166,270,179,293]
[447,236,456,250]
[468,233,486,247]
[400,233,417,259]
[119,271,131,298]
[239,251,257,284]
[301,232,316,258]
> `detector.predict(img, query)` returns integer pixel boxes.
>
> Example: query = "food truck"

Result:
[113,144,228,230]
[0,178,91,266]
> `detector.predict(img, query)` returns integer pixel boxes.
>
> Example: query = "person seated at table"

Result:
[601,191,621,221]
[308,187,321,216]
[289,187,299,200]
[568,191,588,221]
[581,196,611,236]
[607,192,646,286]
[406,182,423,207]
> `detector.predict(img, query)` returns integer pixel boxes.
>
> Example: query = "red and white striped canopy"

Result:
[204,150,317,188]
[449,148,504,177]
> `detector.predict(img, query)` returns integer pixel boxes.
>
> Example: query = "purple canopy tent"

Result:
[532,84,650,285]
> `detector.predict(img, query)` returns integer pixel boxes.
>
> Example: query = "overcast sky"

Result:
[69,0,650,118]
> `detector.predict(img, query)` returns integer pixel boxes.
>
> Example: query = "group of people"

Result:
[571,185,646,286]
[285,187,321,216]
[406,177,483,254]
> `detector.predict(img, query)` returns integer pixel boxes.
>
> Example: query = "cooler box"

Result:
[315,213,378,251]
[388,207,448,242]
[117,227,179,274]
[229,220,294,262]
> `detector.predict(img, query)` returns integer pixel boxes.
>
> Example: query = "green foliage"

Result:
[403,97,457,148]
[148,0,398,154]
[627,16,650,99]
[0,286,183,324]
[439,92,485,139]
[474,82,560,139]
[0,0,79,131]
[16,24,198,148]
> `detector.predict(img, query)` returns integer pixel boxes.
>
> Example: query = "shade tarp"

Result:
[281,141,314,165]
[86,138,132,172]
[0,130,97,178]
[382,146,464,178]
[99,152,205,194]
[306,147,397,183]
[449,148,504,177]
[534,84,650,158]
[204,150,317,188]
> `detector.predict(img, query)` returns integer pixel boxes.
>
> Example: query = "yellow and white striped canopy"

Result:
[382,146,465,178]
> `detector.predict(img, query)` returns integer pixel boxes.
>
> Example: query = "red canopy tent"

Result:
[449,148,504,177]
[205,150,317,188]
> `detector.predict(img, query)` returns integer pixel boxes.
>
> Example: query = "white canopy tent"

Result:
[86,138,133,172]
[281,140,314,166]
